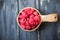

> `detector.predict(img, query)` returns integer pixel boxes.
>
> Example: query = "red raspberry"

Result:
[33,11,38,16]
[27,8,33,15]
[35,22,39,26]
[31,8,34,13]
[20,18,26,24]
[22,12,28,18]
[32,22,35,26]
[25,21,30,26]
[26,18,29,21]
[18,15,23,19]
[30,21,35,26]
[31,26,36,29]
[30,14,34,19]
[29,18,34,24]
[26,26,31,30]
[27,11,33,15]
[34,16,40,22]
[25,8,35,15]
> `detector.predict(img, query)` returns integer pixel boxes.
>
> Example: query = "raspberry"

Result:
[30,14,34,19]
[29,18,34,24]
[35,22,39,26]
[32,22,35,26]
[18,15,23,19]
[26,26,31,30]
[30,21,35,26]
[25,8,34,15]
[20,18,26,24]
[22,12,28,18]
[31,26,36,29]
[31,8,34,13]
[26,18,29,21]
[27,11,32,15]
[27,8,34,15]
[25,21,30,26]
[33,11,38,16]
[34,16,40,22]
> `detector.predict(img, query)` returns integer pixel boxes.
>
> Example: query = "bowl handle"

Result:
[41,13,58,22]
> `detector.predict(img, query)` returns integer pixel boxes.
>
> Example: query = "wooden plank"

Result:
[39,0,58,40]
[0,0,7,40]
[35,0,41,40]
[0,0,19,40]
[18,0,38,40]
[56,0,60,40]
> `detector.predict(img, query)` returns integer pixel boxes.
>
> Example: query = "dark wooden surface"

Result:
[0,0,60,40]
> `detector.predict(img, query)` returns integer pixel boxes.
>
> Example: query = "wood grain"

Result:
[0,0,60,40]
[39,0,58,40]
[18,0,38,40]
[0,0,18,40]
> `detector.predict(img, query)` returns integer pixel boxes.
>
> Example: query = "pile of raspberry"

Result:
[18,8,41,30]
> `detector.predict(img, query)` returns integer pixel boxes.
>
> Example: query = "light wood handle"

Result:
[41,13,58,22]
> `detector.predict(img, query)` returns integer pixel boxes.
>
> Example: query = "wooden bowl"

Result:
[17,7,58,32]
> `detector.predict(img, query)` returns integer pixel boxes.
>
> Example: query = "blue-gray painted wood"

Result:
[0,0,60,40]
[5,0,18,40]
[0,0,18,40]
[18,0,38,40]
[56,0,60,40]
[0,0,6,40]
[39,0,59,40]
